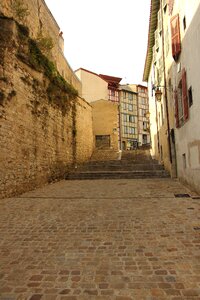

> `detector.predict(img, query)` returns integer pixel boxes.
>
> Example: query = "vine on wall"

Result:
[16,22,78,114]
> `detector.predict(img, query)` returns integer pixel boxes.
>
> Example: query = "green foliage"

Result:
[36,34,54,53]
[17,23,29,40]
[16,25,78,114]
[12,0,29,22]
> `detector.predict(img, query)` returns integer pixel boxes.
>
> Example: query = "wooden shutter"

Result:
[174,89,179,128]
[170,14,181,60]
[182,68,189,121]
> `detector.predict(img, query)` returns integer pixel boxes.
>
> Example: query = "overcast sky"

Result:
[45,0,151,85]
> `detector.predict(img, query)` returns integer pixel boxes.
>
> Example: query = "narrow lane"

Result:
[0,179,200,300]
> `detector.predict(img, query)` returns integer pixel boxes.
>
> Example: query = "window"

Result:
[109,89,119,102]
[143,134,147,144]
[123,114,128,122]
[123,103,127,110]
[140,97,146,105]
[183,16,186,30]
[174,68,189,128]
[129,115,135,123]
[129,127,135,134]
[128,93,133,100]
[96,135,110,148]
[124,126,128,134]
[142,109,146,117]
[177,80,184,124]
[143,122,147,130]
[188,86,193,107]
[170,14,181,60]
[182,153,186,169]
[128,104,133,111]
[123,91,126,99]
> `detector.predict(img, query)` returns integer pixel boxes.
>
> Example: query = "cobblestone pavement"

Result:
[0,179,200,300]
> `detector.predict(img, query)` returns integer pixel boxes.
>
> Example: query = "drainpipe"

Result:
[160,0,172,163]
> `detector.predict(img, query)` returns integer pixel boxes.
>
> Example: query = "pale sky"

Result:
[45,0,151,85]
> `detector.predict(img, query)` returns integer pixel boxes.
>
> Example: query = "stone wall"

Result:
[0,0,81,93]
[91,100,119,151]
[0,18,93,198]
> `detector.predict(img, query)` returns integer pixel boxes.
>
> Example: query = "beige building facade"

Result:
[143,0,200,193]
[75,68,122,151]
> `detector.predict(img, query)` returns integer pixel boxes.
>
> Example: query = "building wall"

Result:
[75,69,108,103]
[0,18,93,198]
[0,0,81,94]
[120,89,138,150]
[137,86,151,146]
[145,0,200,190]
[76,98,94,162]
[91,100,119,151]
[147,65,160,159]
[172,1,200,192]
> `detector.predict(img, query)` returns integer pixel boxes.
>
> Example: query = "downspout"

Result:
[160,0,172,163]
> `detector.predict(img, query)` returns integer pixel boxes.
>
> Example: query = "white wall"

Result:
[174,1,200,193]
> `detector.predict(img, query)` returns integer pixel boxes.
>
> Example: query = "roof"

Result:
[74,68,100,77]
[99,74,122,84]
[143,0,160,82]
[75,68,122,85]
[119,84,138,94]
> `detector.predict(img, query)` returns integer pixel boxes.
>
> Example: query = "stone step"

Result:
[77,164,165,171]
[65,170,170,180]
[84,159,159,166]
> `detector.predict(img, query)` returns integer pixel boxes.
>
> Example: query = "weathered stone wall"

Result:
[91,100,119,151]
[0,0,81,93]
[0,19,93,198]
[76,98,94,163]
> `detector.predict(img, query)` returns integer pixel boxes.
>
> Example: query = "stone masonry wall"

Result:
[0,19,93,198]
[0,0,81,93]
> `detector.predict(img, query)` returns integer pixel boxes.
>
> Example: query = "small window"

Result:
[129,115,135,123]
[129,127,135,134]
[123,103,127,110]
[143,122,147,130]
[123,91,126,99]
[128,93,133,100]
[182,153,186,169]
[128,104,133,111]
[124,126,128,134]
[188,86,193,107]
[183,16,186,30]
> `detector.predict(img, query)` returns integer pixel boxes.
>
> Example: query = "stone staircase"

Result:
[65,149,170,180]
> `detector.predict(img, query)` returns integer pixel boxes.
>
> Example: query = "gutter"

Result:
[143,0,160,82]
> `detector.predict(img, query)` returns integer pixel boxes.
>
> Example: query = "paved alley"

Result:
[0,178,200,300]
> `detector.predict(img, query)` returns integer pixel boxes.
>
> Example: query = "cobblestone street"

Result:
[0,178,200,300]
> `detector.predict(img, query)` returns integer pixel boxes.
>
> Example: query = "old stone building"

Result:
[0,0,94,198]
[143,0,200,193]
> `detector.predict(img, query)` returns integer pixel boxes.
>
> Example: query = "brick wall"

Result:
[0,19,93,198]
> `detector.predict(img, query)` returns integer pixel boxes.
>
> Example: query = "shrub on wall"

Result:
[16,22,78,114]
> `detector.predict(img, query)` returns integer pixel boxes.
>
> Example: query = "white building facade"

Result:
[143,0,200,193]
